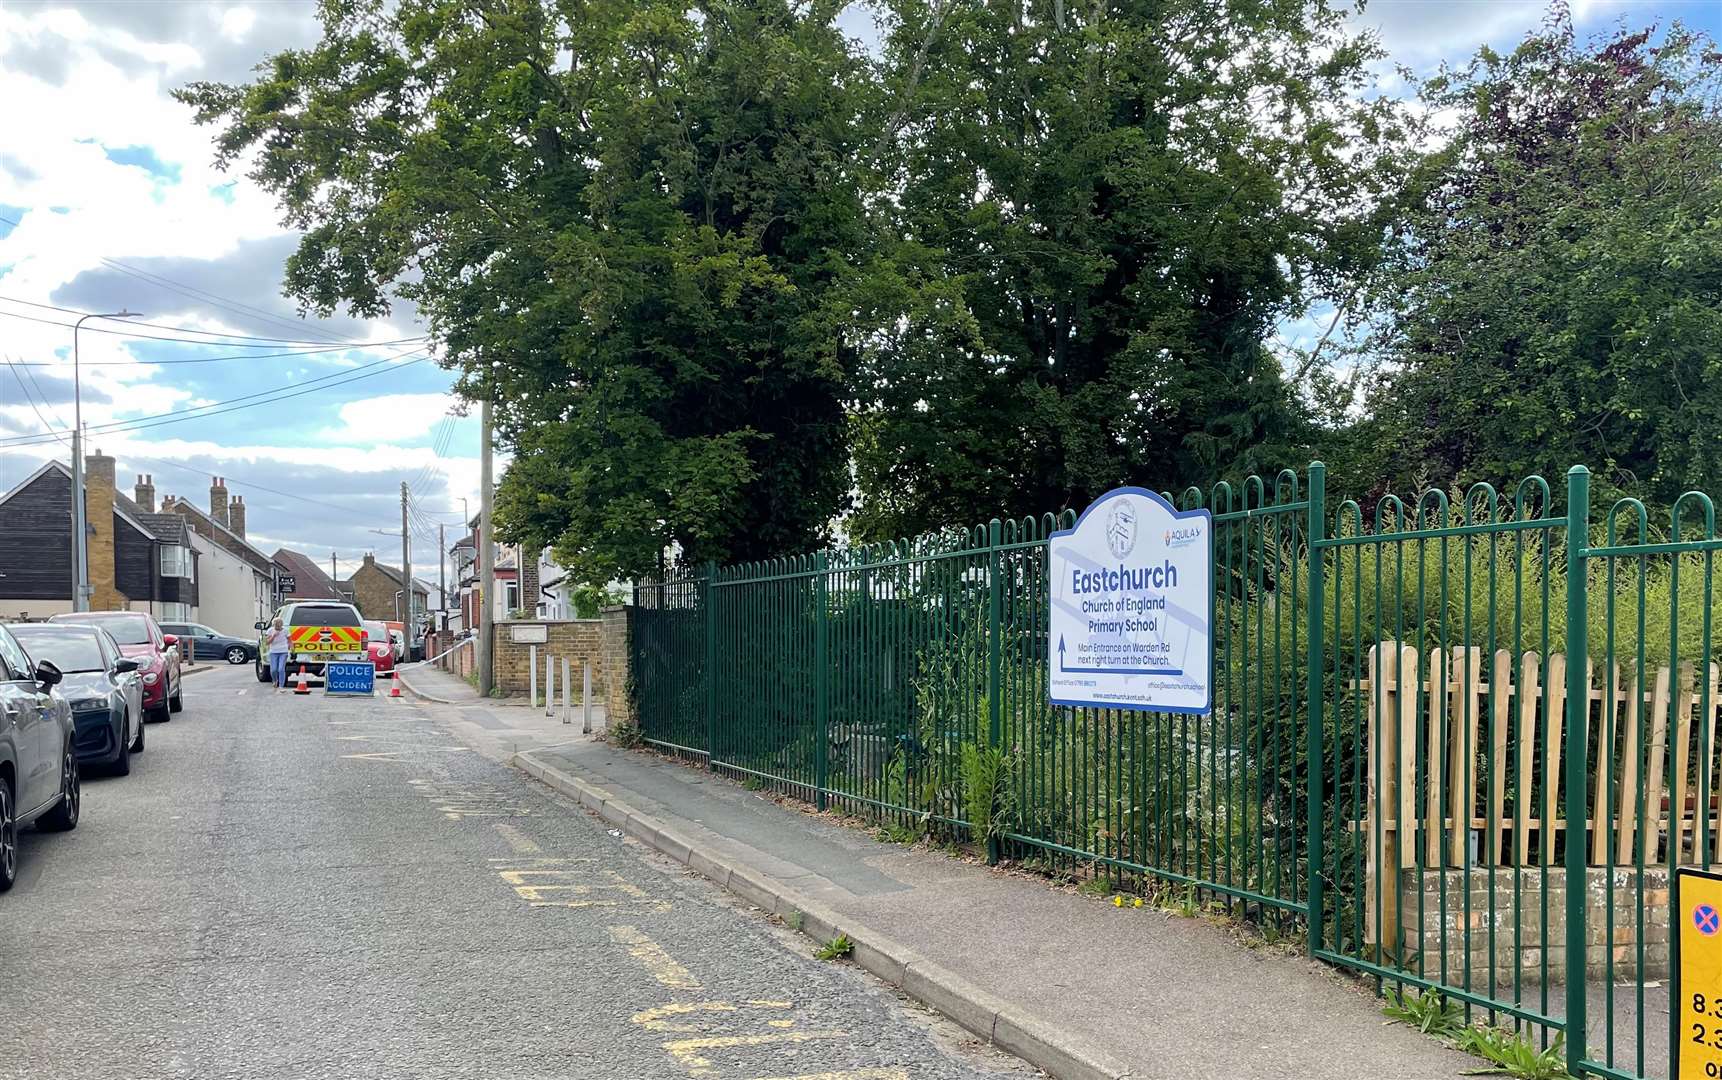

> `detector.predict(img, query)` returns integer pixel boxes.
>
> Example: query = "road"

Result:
[1,664,1035,1080]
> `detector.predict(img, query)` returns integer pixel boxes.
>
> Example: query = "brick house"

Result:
[271,547,344,603]
[343,553,431,623]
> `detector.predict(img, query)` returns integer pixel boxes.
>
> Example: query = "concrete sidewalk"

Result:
[396,662,609,760]
[514,738,1474,1080]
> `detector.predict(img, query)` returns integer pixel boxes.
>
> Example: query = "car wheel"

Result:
[147,703,170,724]
[168,684,183,713]
[0,776,16,893]
[129,712,145,753]
[38,749,80,832]
[255,661,270,683]
[226,646,247,665]
[111,722,132,776]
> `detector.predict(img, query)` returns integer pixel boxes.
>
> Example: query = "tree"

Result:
[1358,12,1722,507]
[177,0,871,583]
[843,0,1410,540]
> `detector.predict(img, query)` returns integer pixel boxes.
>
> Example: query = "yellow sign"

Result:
[1678,867,1722,1080]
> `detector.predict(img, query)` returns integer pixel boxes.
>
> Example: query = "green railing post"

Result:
[815,552,830,811]
[1563,466,1590,1074]
[986,518,1003,865]
[704,560,718,771]
[1305,462,1327,955]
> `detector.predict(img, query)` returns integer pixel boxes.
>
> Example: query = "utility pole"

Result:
[438,522,447,631]
[70,309,142,610]
[477,395,495,696]
[400,481,412,628]
[331,551,338,586]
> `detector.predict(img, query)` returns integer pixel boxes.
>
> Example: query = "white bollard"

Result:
[582,660,594,734]
[528,645,538,708]
[561,657,573,724]
[545,653,557,718]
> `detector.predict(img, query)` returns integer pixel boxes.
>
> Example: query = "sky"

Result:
[0,0,1718,596]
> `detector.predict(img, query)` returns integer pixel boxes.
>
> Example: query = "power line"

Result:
[121,451,392,525]
[0,302,428,350]
[5,338,428,367]
[0,353,430,448]
[0,293,421,347]
[3,357,71,447]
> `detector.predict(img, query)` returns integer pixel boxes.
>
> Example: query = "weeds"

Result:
[784,910,804,932]
[960,741,1013,841]
[1453,1029,1570,1079]
[607,720,644,749]
[743,776,766,792]
[815,934,854,961]
[874,822,924,845]
[1077,875,1114,897]
[1383,987,1465,1038]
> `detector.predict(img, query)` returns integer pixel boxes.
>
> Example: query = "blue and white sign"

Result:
[1048,488,1212,714]
[325,661,376,696]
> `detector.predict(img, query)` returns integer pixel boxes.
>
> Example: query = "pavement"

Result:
[2,662,1033,1080]
[503,739,1480,1080]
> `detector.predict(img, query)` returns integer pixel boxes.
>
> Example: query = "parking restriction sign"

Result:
[1677,867,1722,1079]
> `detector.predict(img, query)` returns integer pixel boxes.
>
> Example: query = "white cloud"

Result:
[321,392,463,446]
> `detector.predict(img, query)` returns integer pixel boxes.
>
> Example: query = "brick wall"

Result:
[601,605,634,727]
[85,452,126,610]
[1401,866,1670,985]
[492,619,606,697]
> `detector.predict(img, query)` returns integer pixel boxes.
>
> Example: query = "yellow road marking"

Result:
[749,1072,910,1080]
[663,1032,843,1074]
[608,925,701,990]
[631,1000,792,1033]
[492,823,541,853]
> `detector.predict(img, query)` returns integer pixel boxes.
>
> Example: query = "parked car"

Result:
[50,611,182,723]
[256,601,367,684]
[0,625,78,893]
[8,624,143,775]
[160,622,257,666]
[361,621,397,678]
[382,621,407,663]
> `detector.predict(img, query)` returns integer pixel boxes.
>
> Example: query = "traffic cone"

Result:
[389,682,402,698]
[294,666,311,695]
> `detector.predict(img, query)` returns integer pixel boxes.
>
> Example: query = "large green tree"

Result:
[1357,15,1722,506]
[178,0,870,583]
[843,0,1409,539]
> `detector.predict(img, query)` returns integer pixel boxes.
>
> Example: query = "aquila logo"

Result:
[1105,500,1138,559]
[1164,526,1202,550]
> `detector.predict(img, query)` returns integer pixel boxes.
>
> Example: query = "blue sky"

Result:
[0,0,1717,583]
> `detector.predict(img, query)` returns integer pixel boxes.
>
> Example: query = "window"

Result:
[160,544,192,579]
[0,628,32,681]
[504,580,519,612]
[158,603,192,623]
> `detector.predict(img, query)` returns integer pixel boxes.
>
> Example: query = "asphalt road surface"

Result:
[2,665,1035,1080]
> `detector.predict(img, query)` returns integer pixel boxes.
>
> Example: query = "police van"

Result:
[254,600,368,684]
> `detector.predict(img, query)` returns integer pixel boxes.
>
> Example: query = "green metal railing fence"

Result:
[632,462,1715,1080]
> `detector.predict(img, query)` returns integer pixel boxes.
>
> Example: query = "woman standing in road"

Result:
[265,616,291,691]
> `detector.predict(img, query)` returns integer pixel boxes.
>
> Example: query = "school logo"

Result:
[1106,500,1138,559]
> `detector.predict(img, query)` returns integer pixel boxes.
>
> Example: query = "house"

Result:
[156,476,276,636]
[272,547,344,603]
[342,553,431,624]
[0,451,199,621]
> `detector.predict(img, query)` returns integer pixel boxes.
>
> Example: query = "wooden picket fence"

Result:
[1361,642,1721,947]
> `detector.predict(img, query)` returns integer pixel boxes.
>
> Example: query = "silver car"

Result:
[0,624,79,893]
[8,623,144,776]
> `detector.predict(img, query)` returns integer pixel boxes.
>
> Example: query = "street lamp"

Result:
[71,309,143,611]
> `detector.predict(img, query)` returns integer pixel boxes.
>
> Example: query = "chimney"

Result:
[209,476,229,527]
[84,449,120,609]
[229,494,246,538]
[133,473,155,513]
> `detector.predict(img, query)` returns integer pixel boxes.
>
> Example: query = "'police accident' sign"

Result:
[1048,487,1212,714]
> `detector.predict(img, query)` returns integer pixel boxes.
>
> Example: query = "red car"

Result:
[50,611,183,723]
[362,620,396,678]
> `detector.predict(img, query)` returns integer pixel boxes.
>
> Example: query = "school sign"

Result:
[1047,487,1212,714]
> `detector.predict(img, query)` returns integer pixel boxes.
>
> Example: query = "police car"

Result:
[255,601,368,684]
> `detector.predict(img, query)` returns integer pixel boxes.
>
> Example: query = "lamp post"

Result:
[71,309,143,611]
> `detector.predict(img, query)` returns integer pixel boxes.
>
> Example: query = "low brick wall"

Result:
[1401,866,1670,986]
[601,606,635,728]
[493,619,607,697]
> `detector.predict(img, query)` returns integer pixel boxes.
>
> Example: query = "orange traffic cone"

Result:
[389,682,402,698]
[294,666,311,695]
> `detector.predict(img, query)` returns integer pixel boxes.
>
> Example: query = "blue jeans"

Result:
[269,652,288,687]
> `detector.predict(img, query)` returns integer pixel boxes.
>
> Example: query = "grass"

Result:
[1076,875,1114,897]
[874,821,924,845]
[815,933,854,961]
[784,909,804,932]
[743,775,767,792]
[1383,987,1465,1037]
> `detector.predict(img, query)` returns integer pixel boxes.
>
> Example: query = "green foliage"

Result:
[814,933,854,961]
[607,720,644,750]
[177,0,871,582]
[1355,14,1722,509]
[1076,875,1114,897]
[959,741,1012,842]
[875,822,925,845]
[784,909,804,932]
[1383,987,1465,1039]
[570,584,629,621]
[846,0,1412,540]
[743,775,767,792]
[1453,1028,1571,1079]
